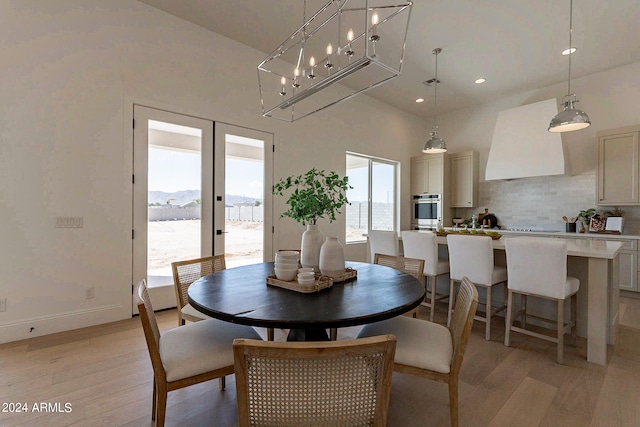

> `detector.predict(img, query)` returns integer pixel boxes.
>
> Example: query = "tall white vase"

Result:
[301,224,323,270]
[320,236,345,277]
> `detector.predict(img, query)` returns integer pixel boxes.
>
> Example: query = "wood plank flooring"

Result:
[1,296,639,426]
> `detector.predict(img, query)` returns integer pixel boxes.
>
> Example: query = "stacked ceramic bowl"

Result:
[274,251,300,281]
[297,267,315,285]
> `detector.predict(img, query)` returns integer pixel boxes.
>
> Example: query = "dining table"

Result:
[188,261,425,341]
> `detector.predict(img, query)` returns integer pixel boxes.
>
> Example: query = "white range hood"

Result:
[485,99,568,180]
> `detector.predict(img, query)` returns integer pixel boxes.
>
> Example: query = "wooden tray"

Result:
[266,274,333,293]
[315,267,357,283]
[436,231,502,240]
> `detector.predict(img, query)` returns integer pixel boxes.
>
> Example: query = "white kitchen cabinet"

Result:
[597,125,640,206]
[450,150,478,207]
[410,153,448,196]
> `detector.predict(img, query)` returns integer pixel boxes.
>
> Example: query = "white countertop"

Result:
[432,233,624,259]
[496,229,640,240]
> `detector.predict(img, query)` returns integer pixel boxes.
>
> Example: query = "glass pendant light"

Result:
[423,48,447,153]
[549,0,591,133]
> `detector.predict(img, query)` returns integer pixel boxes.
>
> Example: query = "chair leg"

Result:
[557,299,564,365]
[152,378,157,421]
[447,279,456,328]
[522,294,528,329]
[156,383,168,427]
[448,378,459,427]
[485,286,492,341]
[267,327,274,341]
[504,290,513,347]
[330,328,338,340]
[219,376,226,390]
[571,293,577,346]
[430,276,437,322]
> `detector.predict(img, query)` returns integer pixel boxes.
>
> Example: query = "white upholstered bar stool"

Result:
[446,234,507,340]
[401,231,450,321]
[368,230,399,262]
[504,237,579,364]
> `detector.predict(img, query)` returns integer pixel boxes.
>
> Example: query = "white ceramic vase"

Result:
[319,236,345,277]
[301,224,323,270]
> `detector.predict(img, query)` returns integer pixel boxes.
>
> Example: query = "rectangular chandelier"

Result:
[257,0,413,122]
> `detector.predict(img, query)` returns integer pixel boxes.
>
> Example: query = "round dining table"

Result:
[188,261,425,341]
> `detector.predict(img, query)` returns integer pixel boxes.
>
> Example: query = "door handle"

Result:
[216,230,228,235]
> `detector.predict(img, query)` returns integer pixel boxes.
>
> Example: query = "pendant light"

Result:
[548,0,591,133]
[423,48,447,153]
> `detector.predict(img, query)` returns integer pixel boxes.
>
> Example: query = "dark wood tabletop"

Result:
[188,261,425,333]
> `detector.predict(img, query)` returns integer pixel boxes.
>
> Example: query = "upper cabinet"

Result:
[410,153,448,195]
[450,151,479,207]
[597,125,640,206]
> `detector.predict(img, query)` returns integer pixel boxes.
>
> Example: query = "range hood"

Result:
[486,99,568,180]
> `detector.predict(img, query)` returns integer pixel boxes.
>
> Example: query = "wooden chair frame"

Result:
[136,280,233,427]
[171,254,226,326]
[233,335,397,427]
[374,253,425,318]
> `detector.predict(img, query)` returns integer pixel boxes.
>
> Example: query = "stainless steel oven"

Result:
[411,194,442,229]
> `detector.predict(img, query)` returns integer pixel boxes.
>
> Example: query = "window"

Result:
[345,153,398,243]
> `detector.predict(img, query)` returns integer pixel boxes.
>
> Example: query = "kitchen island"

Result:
[433,233,622,365]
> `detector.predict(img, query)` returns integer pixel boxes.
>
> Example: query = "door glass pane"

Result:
[224,134,264,267]
[371,161,394,231]
[147,120,202,284]
[346,154,369,243]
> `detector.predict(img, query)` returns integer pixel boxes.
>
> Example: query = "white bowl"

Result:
[298,276,316,285]
[298,267,314,274]
[275,261,299,269]
[275,251,300,261]
[274,267,297,281]
[297,272,315,279]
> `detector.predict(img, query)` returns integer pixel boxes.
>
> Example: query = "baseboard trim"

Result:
[0,305,127,344]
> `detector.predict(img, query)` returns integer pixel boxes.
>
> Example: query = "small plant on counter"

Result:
[578,208,597,223]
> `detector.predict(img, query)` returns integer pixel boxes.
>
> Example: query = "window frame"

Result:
[345,151,399,244]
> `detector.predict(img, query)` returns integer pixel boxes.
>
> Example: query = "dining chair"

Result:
[233,335,397,427]
[446,234,507,340]
[171,255,226,326]
[504,237,579,364]
[401,230,451,321]
[357,277,479,427]
[368,230,399,263]
[135,280,262,427]
[374,253,425,318]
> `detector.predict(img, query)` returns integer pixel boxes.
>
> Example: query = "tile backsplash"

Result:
[455,173,640,234]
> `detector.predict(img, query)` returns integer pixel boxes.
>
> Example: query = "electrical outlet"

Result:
[0,298,6,312]
[85,287,95,299]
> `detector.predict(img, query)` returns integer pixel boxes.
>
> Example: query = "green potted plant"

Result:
[273,168,351,270]
[577,208,597,233]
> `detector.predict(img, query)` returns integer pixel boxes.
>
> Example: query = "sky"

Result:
[148,147,264,199]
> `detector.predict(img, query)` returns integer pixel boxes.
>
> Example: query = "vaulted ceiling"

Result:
[138,0,640,119]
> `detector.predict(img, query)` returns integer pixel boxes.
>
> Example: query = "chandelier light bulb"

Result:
[308,56,316,79]
[325,44,333,69]
[370,12,380,42]
[279,76,287,96]
[346,28,355,57]
[293,68,300,88]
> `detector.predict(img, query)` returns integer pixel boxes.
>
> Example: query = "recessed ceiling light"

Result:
[562,47,577,55]
[475,78,486,84]
[415,98,424,103]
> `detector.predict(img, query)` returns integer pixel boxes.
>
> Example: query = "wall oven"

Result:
[411,194,442,229]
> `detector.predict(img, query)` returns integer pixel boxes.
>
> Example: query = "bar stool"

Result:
[401,231,450,321]
[367,230,399,262]
[504,237,579,364]
[446,234,507,340]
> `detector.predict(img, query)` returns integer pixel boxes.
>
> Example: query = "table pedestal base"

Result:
[287,328,330,341]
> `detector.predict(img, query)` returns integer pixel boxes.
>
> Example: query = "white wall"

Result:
[0,0,429,342]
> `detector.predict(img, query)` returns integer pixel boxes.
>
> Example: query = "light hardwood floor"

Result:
[1,297,639,427]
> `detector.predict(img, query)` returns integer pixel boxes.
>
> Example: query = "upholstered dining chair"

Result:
[446,234,507,340]
[401,230,451,321]
[135,280,262,427]
[374,253,425,318]
[171,255,226,326]
[368,230,400,263]
[233,335,397,427]
[504,237,579,364]
[357,277,479,427]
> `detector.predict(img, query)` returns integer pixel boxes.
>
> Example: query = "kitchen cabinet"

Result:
[597,125,640,206]
[411,153,448,196]
[450,150,478,207]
